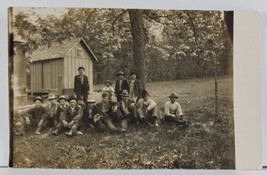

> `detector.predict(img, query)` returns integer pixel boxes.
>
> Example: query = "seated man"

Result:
[35,93,58,134]
[20,96,47,135]
[54,95,83,136]
[95,92,117,132]
[117,90,139,132]
[52,95,69,135]
[164,92,186,125]
[137,90,159,127]
[82,96,106,132]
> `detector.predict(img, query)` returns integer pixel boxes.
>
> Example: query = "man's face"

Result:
[49,99,57,105]
[34,100,42,108]
[59,99,66,106]
[78,69,84,75]
[87,103,94,108]
[143,96,148,102]
[103,96,109,103]
[118,75,123,79]
[170,97,177,103]
[131,74,136,80]
[122,96,128,101]
[69,100,77,108]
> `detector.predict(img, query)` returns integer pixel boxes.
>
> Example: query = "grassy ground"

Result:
[12,76,234,169]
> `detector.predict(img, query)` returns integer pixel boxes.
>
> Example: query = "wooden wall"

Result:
[64,42,94,93]
[31,58,63,94]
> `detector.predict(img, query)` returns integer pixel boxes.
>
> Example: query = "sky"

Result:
[12,7,68,23]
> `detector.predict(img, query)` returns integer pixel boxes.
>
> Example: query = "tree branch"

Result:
[111,10,127,35]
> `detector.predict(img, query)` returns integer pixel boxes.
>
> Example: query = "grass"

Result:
[12,76,234,169]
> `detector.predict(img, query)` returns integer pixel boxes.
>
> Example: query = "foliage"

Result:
[13,8,233,85]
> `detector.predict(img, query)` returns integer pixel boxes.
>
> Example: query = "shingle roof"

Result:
[30,37,98,62]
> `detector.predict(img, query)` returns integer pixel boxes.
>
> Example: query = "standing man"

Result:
[114,71,129,102]
[129,72,143,102]
[74,66,90,103]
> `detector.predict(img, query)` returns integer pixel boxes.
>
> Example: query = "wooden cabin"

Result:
[30,37,98,95]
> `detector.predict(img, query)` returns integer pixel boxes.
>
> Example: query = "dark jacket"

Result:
[117,99,137,117]
[74,75,90,95]
[55,104,69,122]
[27,106,47,121]
[115,78,129,97]
[129,79,143,100]
[82,105,100,126]
[96,101,117,116]
[61,105,83,123]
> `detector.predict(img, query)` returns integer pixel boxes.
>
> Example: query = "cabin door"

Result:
[42,61,52,91]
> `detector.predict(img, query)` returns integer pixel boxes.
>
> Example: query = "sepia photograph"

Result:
[9,7,234,169]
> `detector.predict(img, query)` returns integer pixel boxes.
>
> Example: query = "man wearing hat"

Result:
[117,90,139,132]
[52,95,69,135]
[137,90,159,127]
[129,72,143,102]
[115,71,129,102]
[95,92,118,132]
[74,66,90,103]
[55,95,83,136]
[81,96,105,132]
[102,80,115,101]
[35,93,59,134]
[164,92,186,125]
[20,96,47,135]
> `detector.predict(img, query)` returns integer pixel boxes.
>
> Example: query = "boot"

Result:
[52,129,58,135]
[65,130,73,136]
[35,127,41,135]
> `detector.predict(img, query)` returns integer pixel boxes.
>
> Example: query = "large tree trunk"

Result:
[128,9,146,88]
[224,11,233,42]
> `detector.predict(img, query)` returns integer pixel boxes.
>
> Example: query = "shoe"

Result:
[155,123,159,127]
[76,131,83,136]
[121,128,127,132]
[65,130,73,136]
[52,130,58,135]
[35,131,41,135]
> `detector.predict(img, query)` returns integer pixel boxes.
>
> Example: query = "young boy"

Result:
[102,80,115,101]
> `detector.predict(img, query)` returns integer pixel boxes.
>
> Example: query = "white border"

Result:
[0,0,266,174]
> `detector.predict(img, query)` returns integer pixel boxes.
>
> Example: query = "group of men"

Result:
[18,68,187,136]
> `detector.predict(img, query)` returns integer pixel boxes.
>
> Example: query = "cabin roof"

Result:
[30,37,98,62]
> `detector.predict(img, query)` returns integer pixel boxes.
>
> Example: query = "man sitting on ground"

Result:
[54,95,83,136]
[82,96,105,132]
[117,90,139,132]
[164,92,187,125]
[137,90,159,127]
[95,92,117,132]
[20,96,47,135]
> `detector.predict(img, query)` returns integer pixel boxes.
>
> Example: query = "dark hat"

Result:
[58,95,67,102]
[78,66,85,71]
[68,95,78,102]
[141,90,149,98]
[169,92,178,98]
[47,93,56,100]
[86,96,96,103]
[77,96,84,101]
[33,96,43,103]
[120,89,129,97]
[104,80,112,85]
[130,72,137,76]
[116,71,125,76]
